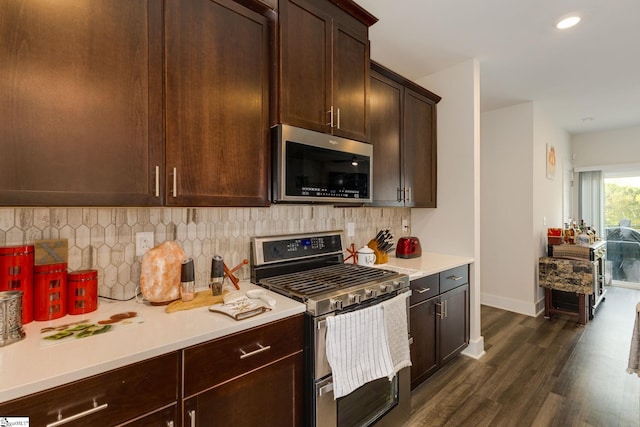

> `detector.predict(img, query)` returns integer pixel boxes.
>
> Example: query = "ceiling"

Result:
[357,0,640,135]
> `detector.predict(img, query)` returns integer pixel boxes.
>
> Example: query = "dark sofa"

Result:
[606,226,640,280]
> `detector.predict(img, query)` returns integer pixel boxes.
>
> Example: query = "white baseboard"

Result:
[462,336,485,359]
[481,292,538,317]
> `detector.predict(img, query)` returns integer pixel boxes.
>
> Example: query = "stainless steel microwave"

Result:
[272,125,373,204]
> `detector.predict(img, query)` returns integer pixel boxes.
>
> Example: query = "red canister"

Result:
[67,270,98,315]
[34,263,67,321]
[0,245,34,324]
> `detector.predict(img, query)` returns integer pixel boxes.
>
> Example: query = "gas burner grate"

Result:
[260,263,395,298]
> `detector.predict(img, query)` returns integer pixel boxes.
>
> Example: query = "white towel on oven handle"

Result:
[325,304,394,399]
[382,292,412,380]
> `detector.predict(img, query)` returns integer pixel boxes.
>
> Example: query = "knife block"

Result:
[367,240,388,264]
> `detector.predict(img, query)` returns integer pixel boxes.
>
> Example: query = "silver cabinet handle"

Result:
[319,381,334,396]
[155,165,160,197]
[47,399,108,427]
[406,187,411,202]
[166,421,174,427]
[444,300,448,318]
[336,107,340,129]
[415,287,431,294]
[447,275,463,281]
[239,343,271,359]
[436,301,445,319]
[172,167,177,198]
[327,106,334,127]
[188,409,196,427]
[397,187,404,202]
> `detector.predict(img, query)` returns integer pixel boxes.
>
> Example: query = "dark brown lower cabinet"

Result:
[183,352,303,426]
[182,314,304,427]
[410,266,470,390]
[0,353,179,426]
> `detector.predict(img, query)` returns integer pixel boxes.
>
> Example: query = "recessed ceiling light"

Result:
[556,16,581,30]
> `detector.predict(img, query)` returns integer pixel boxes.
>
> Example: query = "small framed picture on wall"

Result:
[546,144,556,179]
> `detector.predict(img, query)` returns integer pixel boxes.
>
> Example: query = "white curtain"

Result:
[579,170,604,234]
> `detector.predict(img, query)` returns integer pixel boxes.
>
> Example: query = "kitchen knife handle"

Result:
[46,399,108,427]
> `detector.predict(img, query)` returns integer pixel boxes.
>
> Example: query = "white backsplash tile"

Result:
[0,206,409,300]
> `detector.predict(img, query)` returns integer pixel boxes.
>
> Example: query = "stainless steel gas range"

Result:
[250,231,411,427]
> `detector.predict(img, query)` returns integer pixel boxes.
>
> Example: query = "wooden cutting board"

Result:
[165,289,230,313]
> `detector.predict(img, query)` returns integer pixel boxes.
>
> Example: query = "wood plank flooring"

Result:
[406,286,640,426]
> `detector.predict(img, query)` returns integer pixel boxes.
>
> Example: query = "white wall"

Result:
[572,125,640,168]
[480,102,570,315]
[481,102,535,314]
[412,59,484,359]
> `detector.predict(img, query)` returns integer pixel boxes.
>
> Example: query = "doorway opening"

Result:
[604,173,640,289]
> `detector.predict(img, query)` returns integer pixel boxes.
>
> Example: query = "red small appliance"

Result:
[395,237,422,259]
[34,263,68,321]
[67,269,98,315]
[0,245,34,324]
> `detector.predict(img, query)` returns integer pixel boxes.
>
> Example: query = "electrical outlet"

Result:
[346,222,355,237]
[402,218,409,232]
[136,232,154,256]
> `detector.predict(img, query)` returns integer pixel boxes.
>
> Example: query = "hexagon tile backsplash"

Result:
[0,206,409,300]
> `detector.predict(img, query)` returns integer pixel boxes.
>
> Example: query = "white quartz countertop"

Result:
[0,251,471,404]
[0,281,305,404]
[378,252,474,279]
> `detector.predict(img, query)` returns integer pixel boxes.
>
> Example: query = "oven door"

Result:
[315,369,409,427]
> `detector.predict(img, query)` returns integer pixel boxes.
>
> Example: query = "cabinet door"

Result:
[278,0,332,134]
[184,352,303,427]
[439,284,469,367]
[332,21,369,141]
[0,0,163,206]
[410,297,438,389]
[165,0,270,206]
[369,70,403,206]
[403,88,437,208]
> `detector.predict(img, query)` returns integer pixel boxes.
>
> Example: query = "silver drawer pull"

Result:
[47,399,108,427]
[447,275,463,281]
[319,381,334,396]
[239,343,271,359]
[188,409,196,427]
[415,287,431,294]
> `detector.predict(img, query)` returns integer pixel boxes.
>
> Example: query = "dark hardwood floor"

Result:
[407,286,640,426]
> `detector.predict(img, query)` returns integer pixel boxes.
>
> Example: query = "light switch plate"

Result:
[136,232,154,256]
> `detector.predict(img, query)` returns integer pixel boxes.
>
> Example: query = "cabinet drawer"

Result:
[183,314,304,397]
[440,265,469,293]
[409,274,438,305]
[0,352,179,427]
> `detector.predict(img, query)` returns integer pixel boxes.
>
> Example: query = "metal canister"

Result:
[34,263,68,321]
[0,245,34,324]
[0,290,26,347]
[67,269,98,315]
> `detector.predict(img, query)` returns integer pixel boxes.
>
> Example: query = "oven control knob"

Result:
[380,283,390,293]
[349,293,361,304]
[365,288,377,298]
[330,298,343,310]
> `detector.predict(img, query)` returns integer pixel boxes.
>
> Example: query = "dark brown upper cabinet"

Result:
[276,0,377,142]
[0,0,163,206]
[164,0,271,207]
[369,62,441,208]
[0,0,271,207]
